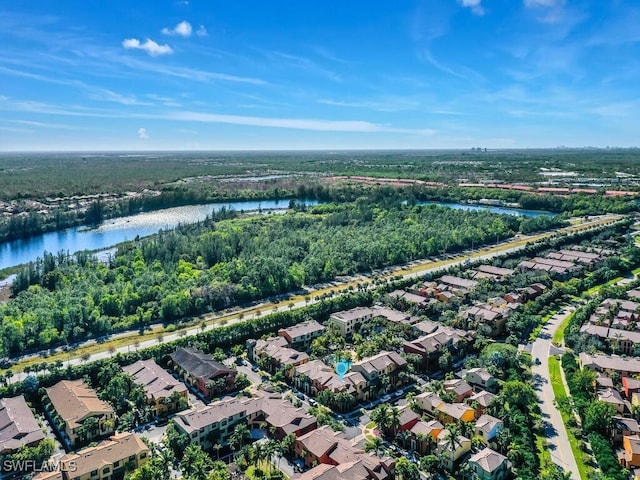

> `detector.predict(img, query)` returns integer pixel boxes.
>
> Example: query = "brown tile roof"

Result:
[170,347,236,380]
[122,359,187,401]
[45,380,114,431]
[173,396,260,435]
[278,320,325,341]
[352,351,406,377]
[0,395,45,453]
[59,432,148,478]
[581,353,640,374]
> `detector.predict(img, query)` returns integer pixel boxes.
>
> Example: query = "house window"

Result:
[103,468,111,475]
[129,455,135,461]
[114,461,120,468]
[140,453,147,459]
[91,470,98,477]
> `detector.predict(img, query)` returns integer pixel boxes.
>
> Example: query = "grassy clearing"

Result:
[548,356,590,480]
[552,311,574,346]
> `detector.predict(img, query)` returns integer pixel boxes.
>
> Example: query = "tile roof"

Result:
[278,320,325,340]
[0,395,45,453]
[45,380,114,431]
[468,447,511,474]
[122,359,187,401]
[59,432,148,478]
[170,347,236,380]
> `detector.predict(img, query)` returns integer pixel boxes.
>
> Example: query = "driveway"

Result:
[531,307,581,479]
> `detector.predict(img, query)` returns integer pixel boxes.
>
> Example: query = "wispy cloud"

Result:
[459,0,485,16]
[122,38,173,56]
[196,25,208,37]
[168,110,435,135]
[161,21,192,37]
[0,97,435,135]
[318,96,421,112]
[265,51,342,82]
[90,88,153,106]
[524,0,564,7]
[6,119,73,129]
[137,127,149,139]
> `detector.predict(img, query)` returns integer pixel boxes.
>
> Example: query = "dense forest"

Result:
[0,198,563,356]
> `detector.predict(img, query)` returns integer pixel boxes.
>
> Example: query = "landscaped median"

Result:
[548,355,591,480]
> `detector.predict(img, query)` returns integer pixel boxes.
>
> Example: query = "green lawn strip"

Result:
[536,434,552,468]
[548,356,590,480]
[552,311,574,346]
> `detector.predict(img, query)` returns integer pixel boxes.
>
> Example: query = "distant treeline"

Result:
[0,195,566,356]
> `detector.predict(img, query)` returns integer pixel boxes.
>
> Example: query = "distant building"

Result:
[328,307,376,336]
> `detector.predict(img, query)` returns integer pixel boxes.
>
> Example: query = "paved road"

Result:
[531,307,581,479]
[4,213,622,382]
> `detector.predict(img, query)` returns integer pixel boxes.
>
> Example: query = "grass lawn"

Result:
[548,356,590,480]
[552,311,574,346]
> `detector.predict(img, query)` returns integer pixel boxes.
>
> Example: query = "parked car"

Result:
[251,365,259,372]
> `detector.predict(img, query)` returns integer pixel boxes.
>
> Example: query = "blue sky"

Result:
[1,0,639,151]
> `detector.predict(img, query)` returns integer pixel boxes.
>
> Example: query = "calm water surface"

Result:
[0,199,316,270]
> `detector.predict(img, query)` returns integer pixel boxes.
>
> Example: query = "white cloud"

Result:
[459,0,485,16]
[524,0,564,7]
[122,38,173,56]
[168,110,435,135]
[162,21,192,37]
[138,127,149,139]
[196,25,208,37]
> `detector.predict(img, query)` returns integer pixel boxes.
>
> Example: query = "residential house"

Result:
[436,429,471,471]
[579,353,640,377]
[623,378,640,399]
[468,447,512,480]
[388,290,429,308]
[169,347,237,398]
[44,380,115,448]
[472,265,515,282]
[598,388,628,415]
[278,320,326,350]
[436,403,475,425]
[328,308,376,336]
[0,395,45,454]
[351,351,408,397]
[246,336,309,374]
[294,360,367,403]
[621,435,640,469]
[611,416,640,444]
[122,360,188,417]
[466,368,499,393]
[293,425,392,480]
[173,394,316,447]
[443,379,473,403]
[467,391,496,417]
[34,433,149,480]
[408,420,444,454]
[414,392,443,415]
[474,415,504,446]
[396,406,420,432]
[403,326,473,371]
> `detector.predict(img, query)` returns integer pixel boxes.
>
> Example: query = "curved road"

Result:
[531,307,581,479]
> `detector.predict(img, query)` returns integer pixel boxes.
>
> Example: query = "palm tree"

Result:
[388,407,402,436]
[365,436,384,455]
[229,423,251,453]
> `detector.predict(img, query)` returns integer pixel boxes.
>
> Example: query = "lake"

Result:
[0,199,316,270]
[419,201,553,217]
[0,198,551,271]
